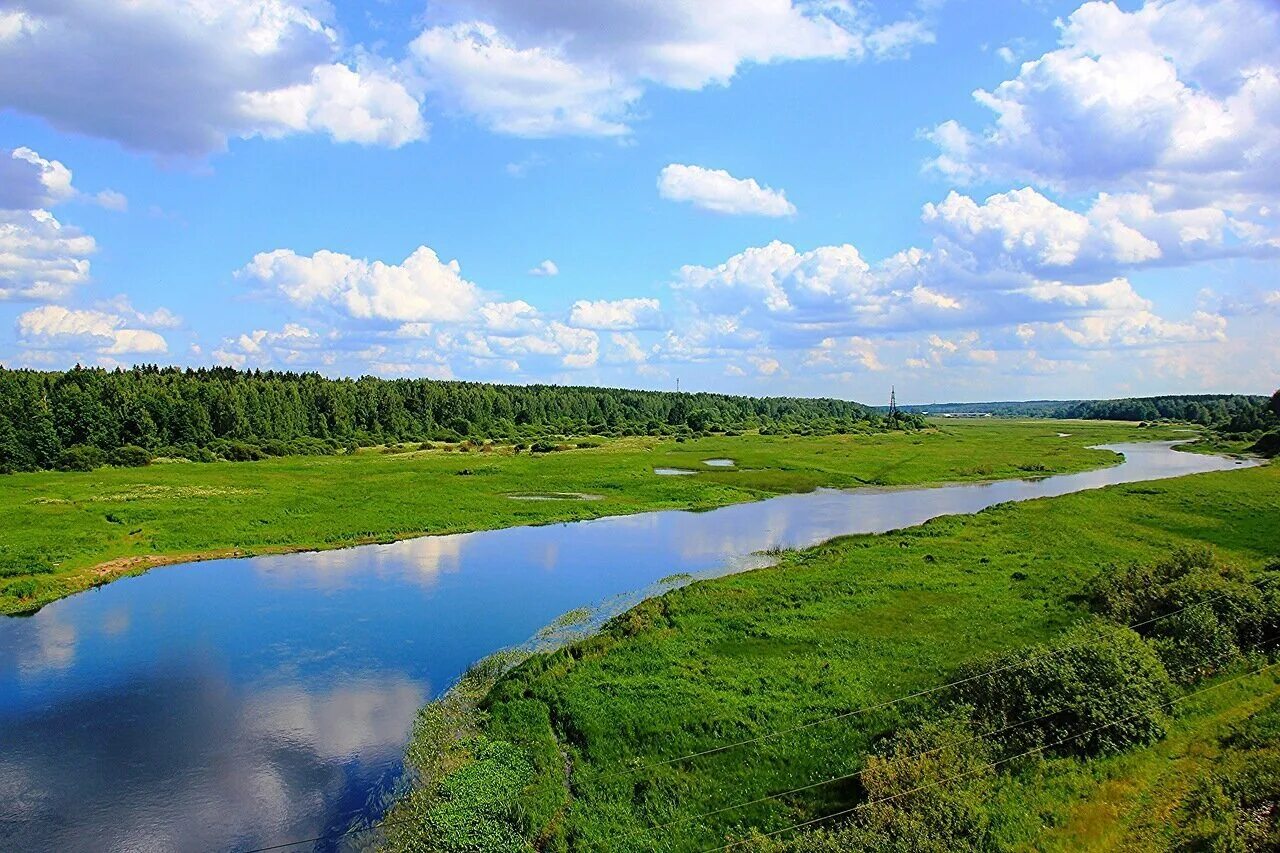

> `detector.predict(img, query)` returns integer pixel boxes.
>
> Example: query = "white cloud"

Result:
[406,21,636,137]
[1,146,126,213]
[0,147,73,209]
[239,246,484,323]
[528,259,559,276]
[568,297,662,330]
[803,336,884,372]
[608,332,648,364]
[658,164,796,217]
[403,1,933,137]
[479,299,539,333]
[0,209,95,300]
[0,0,425,155]
[211,322,329,368]
[748,355,783,376]
[17,305,169,354]
[240,62,427,148]
[929,0,1280,212]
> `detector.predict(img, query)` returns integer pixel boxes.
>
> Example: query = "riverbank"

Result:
[1,420,1175,614]
[381,460,1279,851]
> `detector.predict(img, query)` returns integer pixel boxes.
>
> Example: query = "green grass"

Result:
[0,419,1172,614]
[388,461,1280,851]
[993,668,1280,852]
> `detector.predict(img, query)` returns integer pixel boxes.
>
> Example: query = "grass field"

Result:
[0,419,1178,614]
[380,459,1280,851]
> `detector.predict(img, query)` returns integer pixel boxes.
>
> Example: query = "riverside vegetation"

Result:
[0,419,1176,614]
[379,461,1280,852]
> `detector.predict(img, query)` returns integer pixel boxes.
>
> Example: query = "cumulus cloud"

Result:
[0,146,133,301]
[0,147,73,209]
[568,297,662,330]
[404,1,934,137]
[528,259,559,276]
[0,209,95,301]
[658,164,796,217]
[406,22,637,137]
[239,246,484,323]
[1,146,126,213]
[211,323,329,368]
[241,62,427,147]
[928,0,1280,211]
[0,0,425,155]
[16,305,169,354]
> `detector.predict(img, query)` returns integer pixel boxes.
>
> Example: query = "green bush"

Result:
[107,444,152,467]
[1087,547,1279,675]
[56,444,105,471]
[210,440,266,462]
[728,714,995,853]
[4,577,41,600]
[953,620,1174,757]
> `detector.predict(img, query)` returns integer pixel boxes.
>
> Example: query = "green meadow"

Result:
[381,456,1280,852]
[0,419,1175,614]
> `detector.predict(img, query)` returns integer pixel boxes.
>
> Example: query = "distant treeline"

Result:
[898,394,1270,425]
[0,365,919,472]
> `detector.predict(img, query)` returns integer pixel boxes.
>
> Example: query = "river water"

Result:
[0,442,1253,851]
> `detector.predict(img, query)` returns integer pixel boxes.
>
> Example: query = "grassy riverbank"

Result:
[0,419,1174,614]
[383,460,1279,851]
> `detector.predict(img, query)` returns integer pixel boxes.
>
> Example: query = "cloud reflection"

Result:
[0,666,427,852]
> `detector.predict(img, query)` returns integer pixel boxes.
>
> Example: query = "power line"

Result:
[619,632,1272,843]
[241,583,1275,852]
[699,657,1280,852]
[580,582,1269,786]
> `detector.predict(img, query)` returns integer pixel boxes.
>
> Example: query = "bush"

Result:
[1252,429,1280,458]
[729,714,995,853]
[107,444,152,467]
[530,441,559,454]
[211,440,266,462]
[953,620,1174,757]
[1088,547,1279,673]
[3,577,40,601]
[56,444,105,471]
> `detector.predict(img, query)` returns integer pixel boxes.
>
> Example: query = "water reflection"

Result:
[0,442,1252,851]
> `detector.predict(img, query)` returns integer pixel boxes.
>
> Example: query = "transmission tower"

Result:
[888,385,899,427]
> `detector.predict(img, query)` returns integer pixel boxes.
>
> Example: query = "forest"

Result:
[0,365,920,473]
[899,393,1273,425]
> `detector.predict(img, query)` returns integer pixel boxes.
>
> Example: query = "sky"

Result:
[1,0,1277,405]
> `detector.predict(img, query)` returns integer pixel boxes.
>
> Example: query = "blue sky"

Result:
[1,0,1277,404]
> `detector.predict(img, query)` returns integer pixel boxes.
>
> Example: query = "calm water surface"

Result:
[0,442,1253,851]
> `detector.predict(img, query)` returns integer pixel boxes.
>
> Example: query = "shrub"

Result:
[56,444,105,472]
[1088,547,1279,672]
[530,441,558,454]
[953,620,1174,757]
[1252,429,1280,458]
[212,440,266,462]
[4,577,40,601]
[107,444,152,467]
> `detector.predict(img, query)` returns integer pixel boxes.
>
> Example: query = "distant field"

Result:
[382,459,1280,851]
[1,419,1179,613]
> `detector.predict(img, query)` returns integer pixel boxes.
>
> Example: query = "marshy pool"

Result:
[0,442,1254,851]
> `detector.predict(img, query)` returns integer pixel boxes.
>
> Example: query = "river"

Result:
[0,441,1254,851]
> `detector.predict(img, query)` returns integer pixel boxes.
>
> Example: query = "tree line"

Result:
[0,365,922,472]
[901,393,1271,425]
